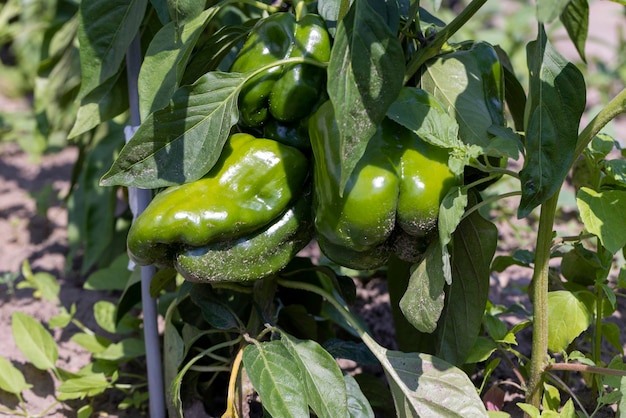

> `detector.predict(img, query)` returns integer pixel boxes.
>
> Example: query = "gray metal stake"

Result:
[125,33,166,418]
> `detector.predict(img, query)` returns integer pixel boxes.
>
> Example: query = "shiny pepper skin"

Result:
[309,101,460,269]
[230,12,331,127]
[127,133,308,267]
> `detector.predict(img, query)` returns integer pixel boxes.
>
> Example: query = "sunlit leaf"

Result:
[577,188,626,254]
[11,312,58,371]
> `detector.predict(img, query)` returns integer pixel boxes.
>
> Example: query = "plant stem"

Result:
[546,362,626,377]
[575,87,626,157]
[526,192,559,409]
[404,0,489,83]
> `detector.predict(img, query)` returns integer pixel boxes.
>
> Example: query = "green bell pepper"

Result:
[127,133,309,270]
[309,101,460,270]
[230,12,331,127]
[175,190,314,283]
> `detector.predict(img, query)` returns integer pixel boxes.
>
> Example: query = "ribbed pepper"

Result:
[230,12,331,127]
[127,133,309,274]
[309,101,460,269]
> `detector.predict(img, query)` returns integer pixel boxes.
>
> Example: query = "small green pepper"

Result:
[127,133,308,268]
[230,12,331,126]
[309,100,460,269]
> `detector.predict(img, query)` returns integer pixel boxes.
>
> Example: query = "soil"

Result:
[0,2,625,417]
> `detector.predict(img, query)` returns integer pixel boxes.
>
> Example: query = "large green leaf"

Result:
[577,188,626,255]
[242,341,309,418]
[383,350,488,417]
[57,373,111,400]
[100,71,243,188]
[327,0,405,194]
[386,87,462,149]
[399,241,446,333]
[11,312,58,371]
[421,42,505,148]
[0,355,32,395]
[436,210,497,365]
[518,26,586,218]
[281,334,348,418]
[138,7,218,119]
[547,290,592,353]
[559,0,589,62]
[77,0,148,98]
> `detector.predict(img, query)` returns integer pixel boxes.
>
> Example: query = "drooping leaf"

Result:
[577,188,626,255]
[11,312,58,371]
[327,0,405,194]
[383,350,488,417]
[100,71,243,188]
[437,185,468,282]
[435,210,497,365]
[518,26,586,218]
[400,241,446,333]
[138,7,219,119]
[77,0,148,98]
[547,290,592,352]
[0,356,32,395]
[559,0,589,62]
[281,334,348,418]
[242,341,309,418]
[190,286,240,330]
[386,87,462,149]
[163,306,186,418]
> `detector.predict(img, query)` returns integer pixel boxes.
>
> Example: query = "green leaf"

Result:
[327,0,405,193]
[115,267,142,325]
[69,69,128,138]
[559,0,589,62]
[163,303,186,418]
[601,322,623,355]
[547,290,592,352]
[100,71,243,188]
[70,333,111,354]
[386,87,462,149]
[11,312,58,371]
[57,373,111,400]
[94,338,146,361]
[383,351,488,417]
[18,260,60,303]
[399,241,446,333]
[435,210,497,365]
[189,285,240,330]
[344,373,375,418]
[75,125,126,274]
[518,26,586,218]
[438,185,468,283]
[242,341,309,418]
[138,7,218,119]
[577,188,626,254]
[77,0,148,98]
[465,336,498,364]
[421,42,505,148]
[84,252,131,291]
[322,339,378,366]
[603,159,626,185]
[0,355,32,395]
[281,334,348,418]
[536,0,570,23]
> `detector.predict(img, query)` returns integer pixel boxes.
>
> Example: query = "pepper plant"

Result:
[65,0,626,416]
